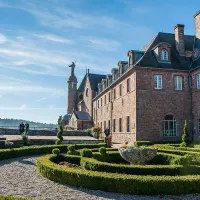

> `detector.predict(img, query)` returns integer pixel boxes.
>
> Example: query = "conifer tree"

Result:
[180,120,189,147]
[56,120,63,145]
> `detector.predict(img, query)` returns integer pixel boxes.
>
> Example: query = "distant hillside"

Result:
[0,118,57,128]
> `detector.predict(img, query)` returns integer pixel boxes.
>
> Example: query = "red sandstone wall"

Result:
[135,68,190,141]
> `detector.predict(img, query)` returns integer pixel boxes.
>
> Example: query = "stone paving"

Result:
[1,156,200,200]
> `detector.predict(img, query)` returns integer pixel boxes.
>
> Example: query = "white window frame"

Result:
[175,76,183,90]
[154,75,162,89]
[160,49,168,61]
[163,117,177,137]
[197,74,200,89]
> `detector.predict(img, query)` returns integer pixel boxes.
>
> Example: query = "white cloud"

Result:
[36,97,47,102]
[81,36,120,51]
[0,85,65,96]
[19,104,28,111]
[33,34,74,44]
[0,33,7,44]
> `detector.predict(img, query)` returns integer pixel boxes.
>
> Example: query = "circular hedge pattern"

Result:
[37,146,200,195]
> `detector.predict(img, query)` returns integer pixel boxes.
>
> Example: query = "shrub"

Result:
[81,157,182,176]
[99,147,107,155]
[67,145,80,156]
[0,195,34,200]
[87,128,92,135]
[80,149,93,158]
[5,141,14,149]
[21,132,29,146]
[74,143,105,150]
[56,120,63,145]
[52,148,60,156]
[38,154,200,195]
[180,120,189,147]
[0,144,68,161]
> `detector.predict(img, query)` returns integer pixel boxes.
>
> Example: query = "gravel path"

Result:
[0,156,200,200]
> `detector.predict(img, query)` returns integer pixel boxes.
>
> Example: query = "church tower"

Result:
[67,62,77,114]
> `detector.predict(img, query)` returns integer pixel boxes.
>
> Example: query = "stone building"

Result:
[63,11,200,144]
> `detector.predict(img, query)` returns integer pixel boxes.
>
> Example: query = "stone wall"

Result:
[0,129,89,136]
[136,68,190,142]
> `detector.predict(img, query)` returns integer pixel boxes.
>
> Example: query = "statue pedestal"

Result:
[104,136,112,148]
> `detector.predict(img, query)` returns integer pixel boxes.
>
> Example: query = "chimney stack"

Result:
[174,24,185,55]
[194,11,200,39]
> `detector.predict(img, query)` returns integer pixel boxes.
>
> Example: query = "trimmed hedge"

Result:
[37,154,200,195]
[74,143,106,150]
[0,196,34,200]
[0,143,106,161]
[0,145,68,161]
[156,144,200,153]
[134,141,181,146]
[81,157,182,176]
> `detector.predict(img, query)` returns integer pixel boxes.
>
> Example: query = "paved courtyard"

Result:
[0,155,200,200]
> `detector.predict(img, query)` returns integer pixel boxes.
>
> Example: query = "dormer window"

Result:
[160,49,168,61]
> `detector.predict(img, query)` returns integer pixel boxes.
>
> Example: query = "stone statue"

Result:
[69,62,76,76]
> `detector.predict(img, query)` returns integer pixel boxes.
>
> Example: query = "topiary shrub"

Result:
[67,145,80,155]
[80,149,93,158]
[180,120,189,147]
[52,148,60,156]
[56,120,63,145]
[99,147,107,155]
[21,132,29,146]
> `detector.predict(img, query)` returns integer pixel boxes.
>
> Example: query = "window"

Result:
[127,78,131,93]
[104,121,106,130]
[98,100,99,108]
[154,75,162,89]
[163,115,177,137]
[160,49,168,61]
[127,116,130,132]
[104,95,106,105]
[93,108,95,120]
[197,74,200,89]
[119,84,122,96]
[108,92,111,102]
[108,120,110,130]
[101,98,102,107]
[119,118,122,132]
[175,76,183,90]
[86,88,89,97]
[101,122,102,130]
[113,119,116,132]
[114,89,116,99]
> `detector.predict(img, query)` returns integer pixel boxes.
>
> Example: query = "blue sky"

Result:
[0,0,198,123]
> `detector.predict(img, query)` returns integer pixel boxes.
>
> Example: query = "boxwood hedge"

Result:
[37,154,200,195]
[0,196,34,200]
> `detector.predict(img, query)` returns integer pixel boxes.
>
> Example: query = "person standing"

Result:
[19,122,25,134]
[25,122,29,133]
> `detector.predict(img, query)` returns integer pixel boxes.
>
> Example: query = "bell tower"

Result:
[67,62,77,114]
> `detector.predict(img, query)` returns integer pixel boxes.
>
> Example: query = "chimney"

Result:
[174,24,185,55]
[194,11,200,39]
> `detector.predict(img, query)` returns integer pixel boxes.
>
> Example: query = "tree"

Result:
[180,120,189,147]
[56,120,63,145]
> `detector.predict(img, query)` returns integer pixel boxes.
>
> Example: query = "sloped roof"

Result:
[63,114,71,121]
[74,111,92,120]
[77,73,106,92]
[192,38,200,69]
[137,32,195,71]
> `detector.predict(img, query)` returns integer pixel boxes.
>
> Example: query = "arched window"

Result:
[163,115,177,136]
[160,49,169,61]
[86,88,89,97]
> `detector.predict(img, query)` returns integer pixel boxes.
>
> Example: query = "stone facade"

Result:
[194,11,200,39]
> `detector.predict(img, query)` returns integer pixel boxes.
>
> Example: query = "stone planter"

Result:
[119,147,157,165]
